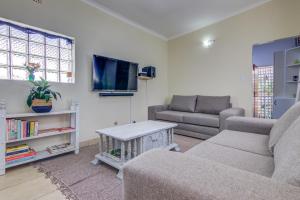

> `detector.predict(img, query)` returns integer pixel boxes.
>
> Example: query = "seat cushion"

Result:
[207,130,272,156]
[176,122,219,136]
[183,112,219,127]
[272,116,300,187]
[269,102,300,152]
[186,142,274,177]
[169,95,197,112]
[195,95,230,114]
[156,110,184,123]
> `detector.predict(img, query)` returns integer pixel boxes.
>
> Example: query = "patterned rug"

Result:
[35,134,202,200]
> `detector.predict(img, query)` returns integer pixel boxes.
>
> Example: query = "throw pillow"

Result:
[169,95,197,112]
[195,95,230,115]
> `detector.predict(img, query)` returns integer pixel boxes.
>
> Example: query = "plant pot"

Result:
[31,99,52,113]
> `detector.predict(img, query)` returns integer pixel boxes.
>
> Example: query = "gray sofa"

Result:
[123,102,300,200]
[149,95,245,139]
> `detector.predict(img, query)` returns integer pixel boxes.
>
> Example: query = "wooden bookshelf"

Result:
[0,101,80,175]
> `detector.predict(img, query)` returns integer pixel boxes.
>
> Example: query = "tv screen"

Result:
[92,55,138,92]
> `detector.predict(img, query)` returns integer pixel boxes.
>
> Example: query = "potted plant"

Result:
[27,78,61,113]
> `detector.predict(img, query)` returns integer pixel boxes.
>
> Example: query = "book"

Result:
[47,143,73,154]
[26,122,30,137]
[6,149,29,156]
[6,119,39,141]
[6,144,29,153]
[22,121,27,138]
[34,122,39,136]
[6,150,36,162]
[30,121,35,137]
[6,156,35,165]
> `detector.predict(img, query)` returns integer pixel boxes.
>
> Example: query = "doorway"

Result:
[252,36,300,119]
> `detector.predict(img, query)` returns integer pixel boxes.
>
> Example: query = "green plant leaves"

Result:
[27,78,62,107]
[27,95,33,107]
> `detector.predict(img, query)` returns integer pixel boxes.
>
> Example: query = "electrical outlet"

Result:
[114,121,118,126]
[33,0,42,4]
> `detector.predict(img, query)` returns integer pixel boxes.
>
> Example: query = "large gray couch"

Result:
[149,95,245,139]
[123,102,300,200]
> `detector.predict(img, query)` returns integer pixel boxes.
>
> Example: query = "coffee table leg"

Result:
[91,134,104,165]
[106,136,110,153]
[168,128,180,152]
[112,138,115,151]
[133,139,137,157]
[100,134,104,154]
[117,168,123,179]
[121,142,125,162]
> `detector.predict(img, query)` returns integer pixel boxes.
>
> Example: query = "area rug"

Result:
[35,134,202,200]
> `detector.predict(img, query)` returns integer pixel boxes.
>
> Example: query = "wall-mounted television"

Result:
[92,55,138,92]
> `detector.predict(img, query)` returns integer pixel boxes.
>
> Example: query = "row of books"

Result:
[6,144,36,165]
[6,119,39,141]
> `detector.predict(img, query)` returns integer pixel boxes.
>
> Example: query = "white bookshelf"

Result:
[0,101,80,175]
[283,46,300,101]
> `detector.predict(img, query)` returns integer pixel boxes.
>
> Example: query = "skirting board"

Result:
[79,138,99,148]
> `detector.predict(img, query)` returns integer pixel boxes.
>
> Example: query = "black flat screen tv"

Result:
[92,55,138,92]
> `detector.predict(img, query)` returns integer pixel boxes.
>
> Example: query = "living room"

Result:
[0,0,300,200]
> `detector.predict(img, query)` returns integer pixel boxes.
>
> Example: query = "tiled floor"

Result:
[0,166,66,200]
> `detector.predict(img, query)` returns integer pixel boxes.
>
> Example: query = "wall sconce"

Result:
[202,39,215,48]
[33,0,42,4]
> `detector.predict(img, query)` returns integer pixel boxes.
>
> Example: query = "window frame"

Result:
[0,17,75,84]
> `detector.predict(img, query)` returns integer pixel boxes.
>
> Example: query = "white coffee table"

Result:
[92,120,179,178]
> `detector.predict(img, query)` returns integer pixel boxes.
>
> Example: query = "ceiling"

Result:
[82,0,270,40]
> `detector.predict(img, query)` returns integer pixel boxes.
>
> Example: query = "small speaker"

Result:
[142,66,156,78]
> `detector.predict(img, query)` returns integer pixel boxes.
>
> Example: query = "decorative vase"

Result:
[31,99,52,113]
[28,73,35,81]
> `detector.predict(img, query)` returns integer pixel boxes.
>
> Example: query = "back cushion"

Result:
[269,102,300,153]
[195,95,230,115]
[272,116,300,187]
[169,95,197,112]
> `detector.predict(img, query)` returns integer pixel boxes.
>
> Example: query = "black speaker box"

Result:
[142,66,156,78]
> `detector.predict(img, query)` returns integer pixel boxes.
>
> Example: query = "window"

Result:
[253,65,274,119]
[0,18,75,83]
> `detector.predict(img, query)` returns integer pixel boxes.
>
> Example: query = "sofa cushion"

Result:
[269,102,300,152]
[182,112,219,128]
[195,95,230,114]
[207,130,271,156]
[175,123,219,136]
[272,116,300,187]
[186,142,274,177]
[169,95,197,112]
[156,110,184,123]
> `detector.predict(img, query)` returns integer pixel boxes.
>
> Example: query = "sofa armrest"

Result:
[148,105,168,120]
[219,107,245,130]
[225,116,277,135]
[123,149,300,200]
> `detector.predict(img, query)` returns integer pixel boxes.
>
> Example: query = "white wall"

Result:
[0,0,168,141]
[168,0,300,115]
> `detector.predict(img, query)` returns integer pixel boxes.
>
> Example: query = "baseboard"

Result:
[79,138,99,148]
